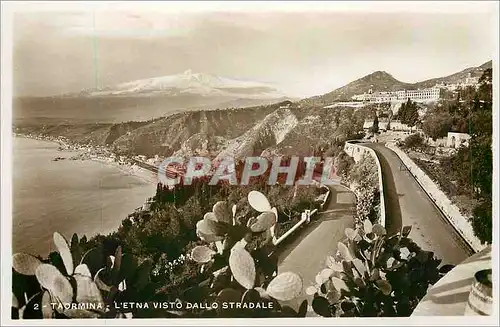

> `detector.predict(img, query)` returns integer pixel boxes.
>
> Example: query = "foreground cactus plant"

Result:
[186,192,307,317]
[192,195,278,267]
[12,232,155,319]
[12,232,104,318]
[307,220,454,317]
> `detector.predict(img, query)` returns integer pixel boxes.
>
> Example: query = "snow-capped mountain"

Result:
[80,70,288,100]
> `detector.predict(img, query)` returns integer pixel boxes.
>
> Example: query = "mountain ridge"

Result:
[76,70,288,100]
[301,60,492,106]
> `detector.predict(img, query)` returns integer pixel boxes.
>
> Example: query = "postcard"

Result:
[1,1,498,325]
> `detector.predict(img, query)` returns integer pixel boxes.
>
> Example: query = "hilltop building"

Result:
[352,87,440,103]
[465,73,480,85]
[434,73,481,91]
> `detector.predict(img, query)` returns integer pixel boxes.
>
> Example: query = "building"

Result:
[434,73,481,91]
[403,88,440,102]
[465,73,480,86]
[447,132,471,148]
[352,87,440,103]
[426,132,471,149]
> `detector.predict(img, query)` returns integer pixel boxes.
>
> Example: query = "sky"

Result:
[10,2,497,98]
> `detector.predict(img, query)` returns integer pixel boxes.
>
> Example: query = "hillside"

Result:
[14,101,370,160]
[301,60,492,106]
[303,71,413,105]
[413,60,492,89]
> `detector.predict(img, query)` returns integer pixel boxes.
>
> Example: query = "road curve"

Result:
[277,184,356,311]
[365,143,472,265]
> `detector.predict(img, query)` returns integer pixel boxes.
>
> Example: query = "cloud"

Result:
[15,10,201,39]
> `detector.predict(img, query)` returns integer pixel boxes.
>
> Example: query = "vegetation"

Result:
[397,99,419,129]
[306,220,453,317]
[334,151,355,180]
[370,115,380,134]
[402,133,424,150]
[344,154,380,225]
[12,233,159,318]
[419,69,492,243]
[422,112,454,140]
[12,191,312,318]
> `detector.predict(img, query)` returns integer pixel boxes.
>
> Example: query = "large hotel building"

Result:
[352,87,441,103]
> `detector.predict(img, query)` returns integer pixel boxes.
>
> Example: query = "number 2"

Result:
[33,303,39,310]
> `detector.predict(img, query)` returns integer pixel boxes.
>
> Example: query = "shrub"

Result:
[335,150,355,179]
[403,133,424,150]
[348,154,380,224]
[306,220,453,317]
[471,201,492,244]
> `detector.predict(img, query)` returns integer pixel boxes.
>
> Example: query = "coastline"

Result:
[13,135,158,255]
[15,133,158,185]
[90,157,158,185]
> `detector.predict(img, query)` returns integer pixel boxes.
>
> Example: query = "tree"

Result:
[477,68,492,104]
[401,99,419,129]
[370,114,379,134]
[471,201,492,244]
[335,151,355,178]
[422,112,453,140]
[470,69,492,244]
[397,101,407,122]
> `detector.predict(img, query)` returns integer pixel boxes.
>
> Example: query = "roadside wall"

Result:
[273,184,331,246]
[386,142,485,252]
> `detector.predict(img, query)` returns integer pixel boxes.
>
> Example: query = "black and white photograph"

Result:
[1,1,498,324]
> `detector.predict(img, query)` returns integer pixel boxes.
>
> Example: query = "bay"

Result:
[12,137,156,256]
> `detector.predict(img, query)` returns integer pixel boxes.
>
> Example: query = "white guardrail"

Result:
[343,140,386,228]
[273,184,331,246]
[385,142,485,252]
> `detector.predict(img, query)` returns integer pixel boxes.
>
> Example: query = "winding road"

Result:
[277,184,356,311]
[276,142,474,312]
[364,143,472,264]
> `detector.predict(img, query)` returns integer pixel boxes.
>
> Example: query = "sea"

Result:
[12,137,157,256]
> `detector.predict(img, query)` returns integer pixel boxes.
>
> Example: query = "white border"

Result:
[3,1,498,14]
[1,1,499,326]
